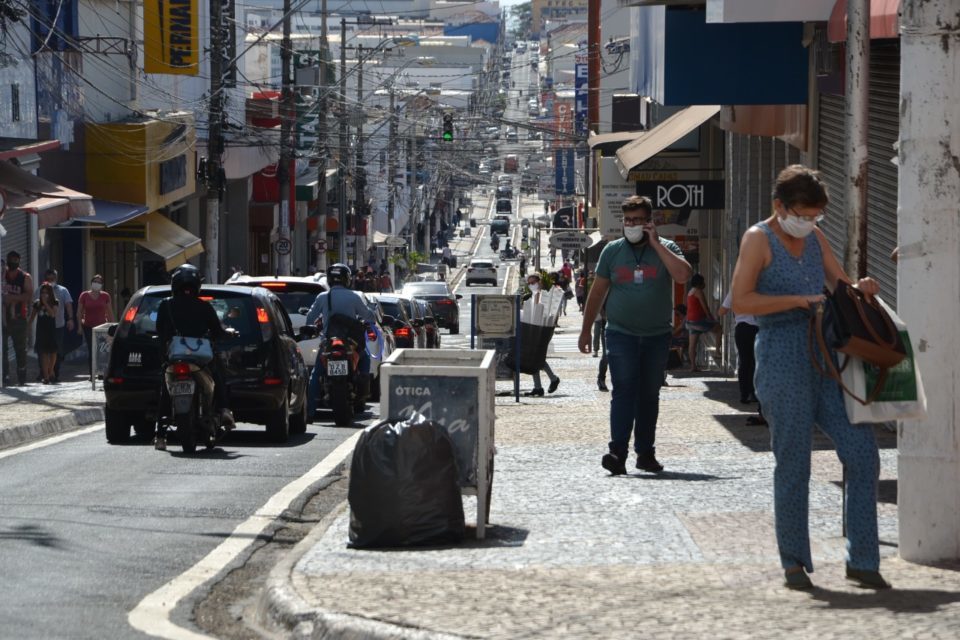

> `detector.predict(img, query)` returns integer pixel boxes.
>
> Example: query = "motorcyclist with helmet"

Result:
[304,263,378,420]
[156,264,236,448]
[491,231,500,252]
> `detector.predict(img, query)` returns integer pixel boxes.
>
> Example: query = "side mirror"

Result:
[393,319,407,330]
[107,324,118,337]
[298,307,311,315]
[455,294,463,300]
[299,325,319,339]
[382,314,396,325]
[411,319,425,328]
[424,316,435,324]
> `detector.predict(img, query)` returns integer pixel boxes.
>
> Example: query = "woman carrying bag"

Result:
[731,165,889,591]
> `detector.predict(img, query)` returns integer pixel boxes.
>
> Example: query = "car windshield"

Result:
[472,261,494,269]
[253,283,323,315]
[403,283,450,296]
[125,292,259,339]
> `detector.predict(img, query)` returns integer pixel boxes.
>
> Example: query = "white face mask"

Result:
[90,282,103,292]
[527,284,539,293]
[779,213,817,238]
[623,226,646,244]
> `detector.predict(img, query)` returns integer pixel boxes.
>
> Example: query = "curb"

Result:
[259,494,463,640]
[0,407,104,450]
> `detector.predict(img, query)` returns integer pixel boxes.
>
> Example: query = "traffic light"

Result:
[442,113,453,142]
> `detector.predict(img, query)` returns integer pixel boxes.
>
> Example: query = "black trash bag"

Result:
[505,322,555,375]
[348,416,465,548]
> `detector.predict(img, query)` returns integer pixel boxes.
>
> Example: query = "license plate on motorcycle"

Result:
[170,380,195,396]
[327,360,348,376]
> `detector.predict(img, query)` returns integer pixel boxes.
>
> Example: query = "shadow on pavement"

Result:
[0,524,66,549]
[809,586,960,613]
[358,524,531,552]
[711,414,898,453]
[623,470,736,482]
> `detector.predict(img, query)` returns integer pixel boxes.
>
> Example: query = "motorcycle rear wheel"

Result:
[176,404,198,454]
[329,382,354,427]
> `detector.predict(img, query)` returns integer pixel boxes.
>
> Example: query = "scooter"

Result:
[156,332,235,453]
[318,331,370,427]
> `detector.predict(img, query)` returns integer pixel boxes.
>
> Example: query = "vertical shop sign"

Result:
[144,0,199,75]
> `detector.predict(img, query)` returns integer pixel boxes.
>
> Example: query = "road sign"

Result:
[549,231,591,251]
[274,238,292,255]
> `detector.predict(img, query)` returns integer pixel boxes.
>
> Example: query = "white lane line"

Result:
[0,424,103,461]
[128,429,363,640]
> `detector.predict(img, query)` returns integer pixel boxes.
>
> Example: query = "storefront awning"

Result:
[371,230,407,247]
[615,105,720,178]
[588,129,646,149]
[136,212,204,271]
[828,0,900,43]
[706,0,835,23]
[67,199,151,227]
[0,159,94,228]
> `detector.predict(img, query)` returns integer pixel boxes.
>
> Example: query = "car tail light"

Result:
[394,327,411,339]
[260,282,287,289]
[256,307,270,324]
[263,377,283,385]
[366,330,377,341]
[107,377,124,385]
[199,296,214,302]
[436,299,453,305]
[171,363,191,379]
[123,306,138,322]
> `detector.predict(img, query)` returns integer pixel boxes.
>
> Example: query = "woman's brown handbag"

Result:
[809,281,906,404]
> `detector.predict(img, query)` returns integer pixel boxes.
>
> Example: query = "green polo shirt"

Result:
[596,237,683,337]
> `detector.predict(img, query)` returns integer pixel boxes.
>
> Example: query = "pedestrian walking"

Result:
[77,274,114,379]
[30,282,58,384]
[36,268,74,382]
[575,270,588,312]
[594,305,608,392]
[522,273,560,397]
[2,250,33,386]
[578,195,693,475]
[685,273,722,371]
[731,164,888,590]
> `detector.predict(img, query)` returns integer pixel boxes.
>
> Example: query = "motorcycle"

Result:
[490,236,500,252]
[157,331,235,453]
[317,319,372,427]
[499,246,520,260]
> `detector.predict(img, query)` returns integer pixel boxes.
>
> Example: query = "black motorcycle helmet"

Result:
[327,263,351,287]
[170,264,202,297]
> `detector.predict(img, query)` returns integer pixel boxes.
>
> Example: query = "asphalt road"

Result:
[0,419,366,639]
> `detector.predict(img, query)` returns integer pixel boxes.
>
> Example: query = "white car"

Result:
[465,259,498,286]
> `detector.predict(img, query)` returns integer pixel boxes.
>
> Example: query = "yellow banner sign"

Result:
[144,0,198,75]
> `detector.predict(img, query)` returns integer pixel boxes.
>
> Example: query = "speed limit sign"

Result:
[274,238,292,255]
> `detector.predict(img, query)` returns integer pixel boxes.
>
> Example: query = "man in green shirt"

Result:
[578,196,693,474]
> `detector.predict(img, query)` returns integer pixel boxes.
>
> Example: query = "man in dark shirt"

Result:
[156,265,235,443]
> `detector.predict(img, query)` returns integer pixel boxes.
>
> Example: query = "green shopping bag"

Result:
[841,299,927,424]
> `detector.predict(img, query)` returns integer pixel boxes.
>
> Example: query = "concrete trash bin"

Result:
[380,348,496,539]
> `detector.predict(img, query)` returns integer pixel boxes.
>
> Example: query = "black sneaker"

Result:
[597,379,608,392]
[601,453,627,475]
[636,451,664,473]
[548,377,560,393]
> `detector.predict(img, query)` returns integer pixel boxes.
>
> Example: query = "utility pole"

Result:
[844,0,869,279]
[205,0,224,282]
[355,44,366,267]
[338,18,348,264]
[898,0,960,563]
[277,0,293,276]
[387,88,397,236]
[315,0,329,272]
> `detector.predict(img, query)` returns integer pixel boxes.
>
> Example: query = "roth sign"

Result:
[636,180,724,210]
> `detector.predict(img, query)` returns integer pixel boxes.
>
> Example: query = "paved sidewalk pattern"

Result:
[0,361,105,449]
[264,309,960,640]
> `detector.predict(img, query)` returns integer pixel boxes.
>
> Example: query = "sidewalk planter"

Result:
[92,322,118,390]
[506,322,555,375]
[380,348,496,539]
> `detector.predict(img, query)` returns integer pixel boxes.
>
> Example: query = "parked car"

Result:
[414,299,441,348]
[397,294,429,348]
[360,294,396,401]
[103,285,311,443]
[401,281,463,334]
[224,274,328,366]
[368,294,424,349]
[465,259,498,286]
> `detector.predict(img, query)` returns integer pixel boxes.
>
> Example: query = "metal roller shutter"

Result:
[817,92,847,261]
[815,41,900,304]
[0,213,31,266]
[865,41,900,304]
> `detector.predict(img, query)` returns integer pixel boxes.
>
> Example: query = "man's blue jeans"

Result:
[605,329,670,458]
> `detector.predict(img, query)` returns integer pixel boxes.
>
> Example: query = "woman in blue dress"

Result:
[731,165,889,590]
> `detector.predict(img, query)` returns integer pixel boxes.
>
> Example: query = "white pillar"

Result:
[897,0,960,562]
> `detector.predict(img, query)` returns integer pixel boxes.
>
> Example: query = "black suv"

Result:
[400,281,462,334]
[103,285,311,443]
